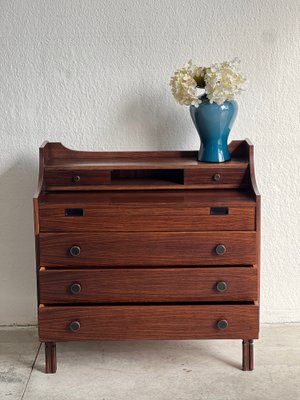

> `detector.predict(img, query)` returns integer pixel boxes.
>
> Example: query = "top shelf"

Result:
[35,139,259,193]
[45,156,247,171]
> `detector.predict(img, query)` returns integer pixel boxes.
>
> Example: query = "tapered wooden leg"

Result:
[249,339,254,371]
[242,340,249,371]
[242,339,254,371]
[45,342,57,373]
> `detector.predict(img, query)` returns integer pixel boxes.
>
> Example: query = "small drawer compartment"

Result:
[44,169,111,187]
[111,169,184,186]
[184,165,249,187]
[39,266,258,304]
[39,231,257,267]
[38,304,259,341]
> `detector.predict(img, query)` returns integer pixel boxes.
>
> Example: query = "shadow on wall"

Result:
[118,91,193,150]
[0,158,38,324]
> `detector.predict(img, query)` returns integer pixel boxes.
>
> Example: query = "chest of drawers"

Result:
[33,139,260,373]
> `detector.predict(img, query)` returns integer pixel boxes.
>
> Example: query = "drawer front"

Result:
[38,304,259,341]
[39,232,256,267]
[44,170,111,187]
[184,166,249,187]
[39,205,255,232]
[39,267,258,303]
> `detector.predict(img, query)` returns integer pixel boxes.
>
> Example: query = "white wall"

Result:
[0,0,299,325]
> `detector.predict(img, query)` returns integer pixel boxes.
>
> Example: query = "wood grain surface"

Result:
[39,189,256,206]
[39,231,257,267]
[45,169,111,186]
[38,304,259,341]
[39,266,258,303]
[39,204,255,232]
[184,165,249,186]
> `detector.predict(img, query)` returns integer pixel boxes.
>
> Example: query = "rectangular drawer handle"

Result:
[210,207,228,215]
[65,208,84,217]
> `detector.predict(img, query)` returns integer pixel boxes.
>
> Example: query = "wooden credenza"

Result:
[33,139,260,373]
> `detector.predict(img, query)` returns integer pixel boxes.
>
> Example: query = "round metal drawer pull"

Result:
[217,319,229,330]
[69,245,81,257]
[73,175,81,183]
[216,281,228,292]
[213,173,221,181]
[69,283,82,294]
[69,321,81,332]
[215,244,226,255]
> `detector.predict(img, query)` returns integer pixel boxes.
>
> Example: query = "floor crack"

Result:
[20,343,41,400]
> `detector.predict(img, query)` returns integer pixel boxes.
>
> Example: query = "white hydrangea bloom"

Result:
[170,58,247,106]
[204,58,247,105]
[169,60,205,107]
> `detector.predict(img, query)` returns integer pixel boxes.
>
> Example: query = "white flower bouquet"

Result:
[170,58,247,107]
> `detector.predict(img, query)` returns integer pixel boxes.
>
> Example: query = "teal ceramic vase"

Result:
[190,94,238,162]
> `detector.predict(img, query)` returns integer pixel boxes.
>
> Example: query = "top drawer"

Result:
[38,190,256,232]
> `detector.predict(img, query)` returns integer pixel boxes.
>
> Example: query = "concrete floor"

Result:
[0,325,299,400]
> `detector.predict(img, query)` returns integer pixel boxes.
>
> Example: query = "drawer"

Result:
[184,165,249,187]
[39,204,255,232]
[44,169,111,187]
[39,232,256,266]
[38,304,259,341]
[39,266,258,303]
